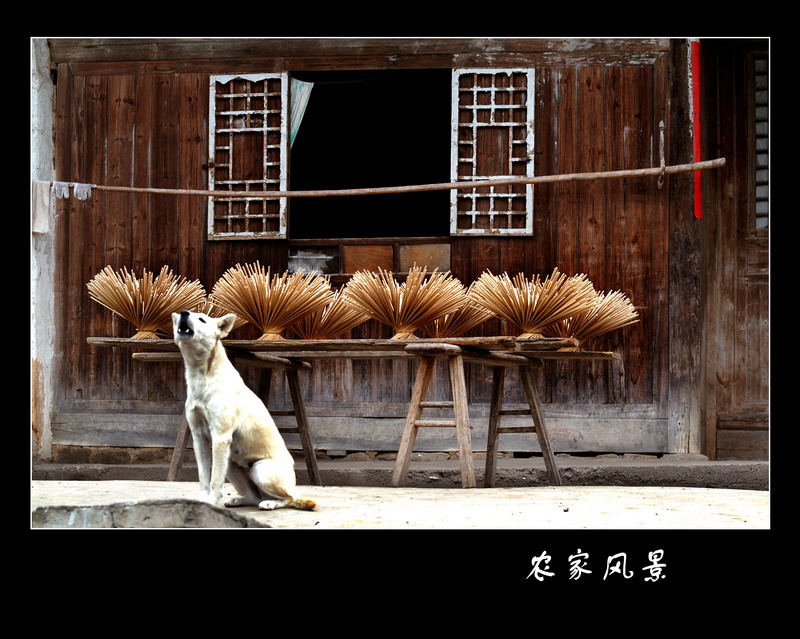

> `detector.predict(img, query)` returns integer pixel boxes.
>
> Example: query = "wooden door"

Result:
[702,40,769,459]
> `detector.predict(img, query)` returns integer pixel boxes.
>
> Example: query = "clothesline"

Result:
[48,158,725,201]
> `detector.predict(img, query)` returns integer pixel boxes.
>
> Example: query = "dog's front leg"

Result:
[186,413,212,493]
[207,434,233,506]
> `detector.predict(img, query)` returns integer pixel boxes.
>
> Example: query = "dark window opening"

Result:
[288,69,451,240]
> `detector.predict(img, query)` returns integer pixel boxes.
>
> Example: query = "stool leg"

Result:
[484,367,506,488]
[167,414,191,481]
[392,356,435,487]
[449,354,476,488]
[520,366,562,486]
[286,367,322,486]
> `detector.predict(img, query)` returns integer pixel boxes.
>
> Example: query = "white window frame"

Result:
[450,68,535,236]
[207,73,289,240]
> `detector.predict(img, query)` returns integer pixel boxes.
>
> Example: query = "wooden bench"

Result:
[87,336,619,489]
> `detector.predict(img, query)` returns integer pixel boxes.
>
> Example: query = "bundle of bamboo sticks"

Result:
[343,265,466,339]
[290,288,369,339]
[543,288,639,350]
[420,282,494,338]
[211,262,334,340]
[197,295,248,332]
[87,260,639,347]
[86,265,206,339]
[471,268,597,339]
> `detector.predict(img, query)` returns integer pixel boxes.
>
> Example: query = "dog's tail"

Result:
[289,497,317,511]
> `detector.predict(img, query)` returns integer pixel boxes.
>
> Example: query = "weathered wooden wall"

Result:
[700,40,769,460]
[50,39,681,454]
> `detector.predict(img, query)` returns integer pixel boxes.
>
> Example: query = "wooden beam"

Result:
[47,38,671,65]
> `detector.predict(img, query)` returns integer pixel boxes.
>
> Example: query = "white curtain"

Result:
[290,79,314,147]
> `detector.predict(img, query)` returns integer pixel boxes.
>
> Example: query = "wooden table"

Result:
[87,336,619,489]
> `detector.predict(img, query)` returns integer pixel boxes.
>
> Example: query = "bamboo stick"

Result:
[75,158,726,199]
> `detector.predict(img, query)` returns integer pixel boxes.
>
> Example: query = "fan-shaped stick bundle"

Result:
[420,283,495,338]
[343,266,466,339]
[211,262,334,340]
[198,295,248,333]
[290,289,369,340]
[543,289,639,350]
[471,268,597,339]
[87,265,206,339]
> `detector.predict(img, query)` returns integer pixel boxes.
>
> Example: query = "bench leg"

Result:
[484,367,506,488]
[391,357,436,487]
[519,366,562,486]
[285,367,322,486]
[449,354,475,488]
[167,414,191,481]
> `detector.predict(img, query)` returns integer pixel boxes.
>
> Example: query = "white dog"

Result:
[172,310,316,511]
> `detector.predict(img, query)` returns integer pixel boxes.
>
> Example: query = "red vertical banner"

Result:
[691,39,703,219]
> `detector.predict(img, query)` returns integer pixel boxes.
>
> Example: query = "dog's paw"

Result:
[200,494,221,508]
[224,495,258,508]
[257,499,285,511]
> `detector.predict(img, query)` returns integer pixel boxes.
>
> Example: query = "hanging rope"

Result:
[60,158,725,200]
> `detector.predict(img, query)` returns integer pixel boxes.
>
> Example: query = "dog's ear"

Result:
[172,312,181,328]
[217,313,237,338]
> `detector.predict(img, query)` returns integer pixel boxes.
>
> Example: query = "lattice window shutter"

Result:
[450,69,535,236]
[753,55,768,231]
[207,73,288,239]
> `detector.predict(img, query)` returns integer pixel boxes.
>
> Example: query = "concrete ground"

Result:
[31,455,770,529]
[31,479,769,529]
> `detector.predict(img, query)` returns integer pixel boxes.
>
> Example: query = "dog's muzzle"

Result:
[176,310,194,338]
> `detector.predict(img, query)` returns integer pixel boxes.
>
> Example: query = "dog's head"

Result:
[172,310,237,348]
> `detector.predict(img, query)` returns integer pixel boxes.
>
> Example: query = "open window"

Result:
[206,67,536,248]
[289,69,452,240]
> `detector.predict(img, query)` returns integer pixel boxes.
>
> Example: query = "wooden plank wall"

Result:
[55,66,286,405]
[451,61,668,408]
[51,40,676,453]
[700,40,769,460]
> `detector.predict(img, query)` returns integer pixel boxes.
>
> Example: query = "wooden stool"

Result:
[133,350,321,485]
[484,362,562,487]
[391,343,476,488]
